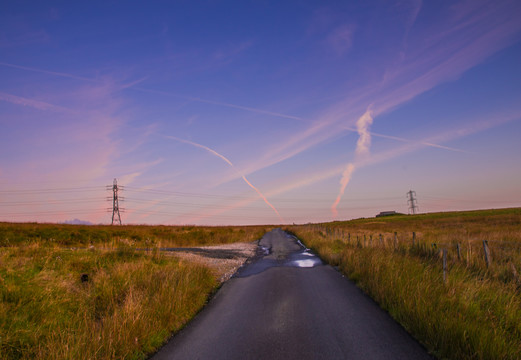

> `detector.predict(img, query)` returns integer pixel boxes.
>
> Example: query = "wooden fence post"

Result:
[412,232,416,246]
[394,232,397,249]
[483,240,491,268]
[456,243,461,261]
[379,234,383,247]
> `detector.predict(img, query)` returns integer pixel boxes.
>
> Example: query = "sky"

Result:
[1,0,521,225]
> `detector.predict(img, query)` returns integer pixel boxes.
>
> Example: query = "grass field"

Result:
[287,208,521,360]
[3,209,520,359]
[0,222,268,248]
[0,223,268,360]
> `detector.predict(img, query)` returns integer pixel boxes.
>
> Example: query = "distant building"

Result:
[376,211,398,217]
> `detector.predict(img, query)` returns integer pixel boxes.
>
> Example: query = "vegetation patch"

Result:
[287,208,521,360]
[0,223,268,359]
[0,222,268,248]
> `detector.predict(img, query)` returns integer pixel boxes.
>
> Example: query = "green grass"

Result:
[0,223,269,359]
[287,208,521,360]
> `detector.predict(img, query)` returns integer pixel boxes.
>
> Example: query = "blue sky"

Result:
[1,0,520,225]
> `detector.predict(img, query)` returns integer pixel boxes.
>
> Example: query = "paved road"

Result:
[151,228,433,360]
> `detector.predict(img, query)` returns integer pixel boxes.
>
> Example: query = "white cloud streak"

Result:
[331,107,374,218]
[164,135,284,223]
[198,110,521,221]
[0,91,73,113]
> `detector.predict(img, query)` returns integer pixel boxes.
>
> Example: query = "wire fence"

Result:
[301,225,521,284]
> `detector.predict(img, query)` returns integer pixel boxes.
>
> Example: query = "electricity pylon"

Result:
[110,178,122,225]
[407,190,418,215]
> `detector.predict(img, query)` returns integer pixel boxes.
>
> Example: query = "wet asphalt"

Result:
[150,228,433,360]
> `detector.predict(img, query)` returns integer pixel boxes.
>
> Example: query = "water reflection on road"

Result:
[235,231,322,277]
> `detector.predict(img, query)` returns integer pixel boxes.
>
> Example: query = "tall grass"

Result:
[287,208,521,360]
[0,244,218,359]
[0,223,269,359]
[0,222,268,248]
[0,245,215,360]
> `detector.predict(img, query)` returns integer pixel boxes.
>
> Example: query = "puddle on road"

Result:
[235,233,322,277]
[259,245,270,256]
[286,234,323,268]
[287,250,323,268]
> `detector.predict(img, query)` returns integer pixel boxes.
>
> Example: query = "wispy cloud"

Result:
[199,109,521,221]
[0,91,73,113]
[354,108,374,156]
[117,171,145,187]
[331,163,355,218]
[326,24,355,55]
[2,0,519,199]
[360,129,468,153]
[0,78,128,198]
[0,61,97,82]
[213,1,521,187]
[131,86,303,121]
[164,135,284,223]
[332,107,373,218]
[0,27,50,48]
[212,40,253,61]
[0,61,303,121]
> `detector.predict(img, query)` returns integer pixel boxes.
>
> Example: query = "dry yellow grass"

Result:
[287,208,521,360]
[0,245,218,359]
[0,223,268,360]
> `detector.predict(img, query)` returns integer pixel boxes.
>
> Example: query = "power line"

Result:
[0,186,105,194]
[0,198,106,206]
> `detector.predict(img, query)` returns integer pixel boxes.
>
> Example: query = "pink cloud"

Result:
[326,24,355,55]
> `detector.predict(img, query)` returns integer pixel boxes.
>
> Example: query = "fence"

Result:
[301,225,521,285]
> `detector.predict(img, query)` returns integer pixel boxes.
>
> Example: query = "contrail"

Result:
[0,61,98,83]
[0,61,301,122]
[332,107,373,218]
[331,163,355,219]
[0,91,73,113]
[186,110,521,222]
[135,87,303,121]
[164,135,284,223]
[0,61,465,154]
[354,109,374,156]
[341,126,467,153]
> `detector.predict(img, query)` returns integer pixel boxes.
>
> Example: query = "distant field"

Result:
[0,223,268,360]
[0,222,268,248]
[287,208,521,360]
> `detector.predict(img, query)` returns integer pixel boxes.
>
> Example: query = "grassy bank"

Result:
[287,208,521,360]
[0,223,268,359]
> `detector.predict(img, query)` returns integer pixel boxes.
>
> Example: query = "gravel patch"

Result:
[165,242,258,283]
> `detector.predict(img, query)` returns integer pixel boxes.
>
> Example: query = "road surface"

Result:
[151,228,433,360]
